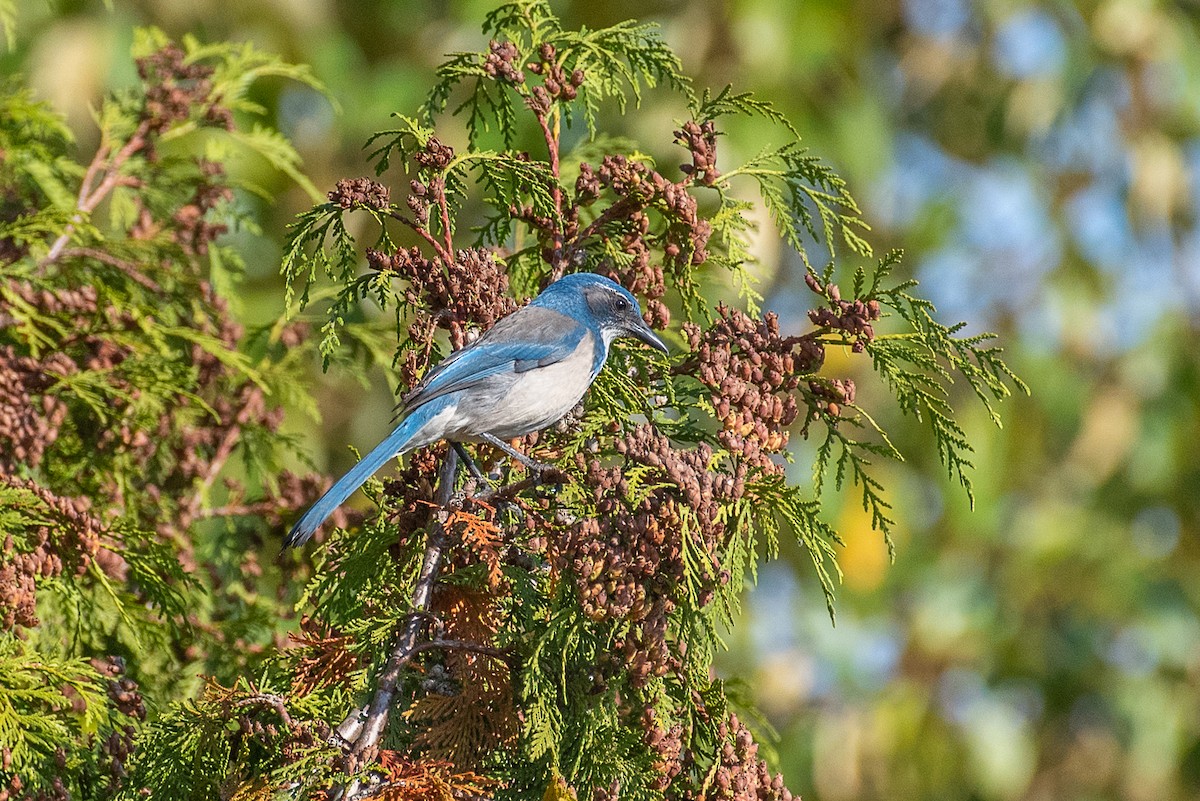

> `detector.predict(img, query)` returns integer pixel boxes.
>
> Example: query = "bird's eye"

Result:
[614,297,630,311]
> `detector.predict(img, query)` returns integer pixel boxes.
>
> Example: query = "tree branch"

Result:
[407,637,510,661]
[56,247,163,292]
[471,468,568,505]
[179,386,265,531]
[234,693,295,730]
[335,448,460,799]
[386,209,453,265]
[535,109,566,278]
[41,120,153,268]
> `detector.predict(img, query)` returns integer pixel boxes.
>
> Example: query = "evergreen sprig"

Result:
[423,1,690,146]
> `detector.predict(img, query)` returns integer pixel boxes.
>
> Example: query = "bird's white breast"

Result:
[442,330,599,442]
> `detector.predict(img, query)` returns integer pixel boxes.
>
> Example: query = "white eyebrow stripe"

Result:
[598,285,628,301]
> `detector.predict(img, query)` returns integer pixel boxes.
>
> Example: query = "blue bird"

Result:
[284,272,668,547]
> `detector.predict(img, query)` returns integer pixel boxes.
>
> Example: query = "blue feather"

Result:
[399,307,586,412]
[283,400,447,548]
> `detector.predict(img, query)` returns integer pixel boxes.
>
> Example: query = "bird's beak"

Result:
[629,318,669,354]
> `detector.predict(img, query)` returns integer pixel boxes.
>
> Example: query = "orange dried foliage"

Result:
[405,587,519,766]
[199,675,239,706]
[289,617,359,695]
[445,502,505,591]
[376,752,496,801]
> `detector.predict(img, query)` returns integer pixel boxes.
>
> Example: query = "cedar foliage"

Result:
[0,28,330,800]
[0,4,1024,800]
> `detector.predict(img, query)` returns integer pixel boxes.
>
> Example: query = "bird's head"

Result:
[538,273,668,353]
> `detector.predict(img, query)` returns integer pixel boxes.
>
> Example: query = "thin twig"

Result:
[234,693,295,730]
[472,469,567,505]
[571,197,636,249]
[57,247,163,292]
[535,109,565,278]
[196,501,278,519]
[386,210,453,265]
[406,638,510,660]
[41,121,152,268]
[180,387,265,529]
[435,181,455,259]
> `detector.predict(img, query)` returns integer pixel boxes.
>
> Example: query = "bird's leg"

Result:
[452,442,489,485]
[479,433,556,474]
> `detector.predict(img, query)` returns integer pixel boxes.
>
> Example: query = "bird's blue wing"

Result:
[398,305,589,413]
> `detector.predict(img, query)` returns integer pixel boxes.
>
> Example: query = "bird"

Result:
[284,272,668,548]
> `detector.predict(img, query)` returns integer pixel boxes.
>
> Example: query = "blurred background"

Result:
[6,1,1200,798]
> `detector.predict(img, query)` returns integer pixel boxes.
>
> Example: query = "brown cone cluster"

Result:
[704,714,796,801]
[541,425,741,686]
[0,478,111,630]
[683,305,823,470]
[804,274,882,354]
[572,151,715,329]
[367,246,517,351]
[328,177,391,211]
[524,43,584,113]
[136,43,232,134]
[382,445,447,543]
[675,120,720,187]
[642,707,684,791]
[0,345,73,474]
[484,40,524,84]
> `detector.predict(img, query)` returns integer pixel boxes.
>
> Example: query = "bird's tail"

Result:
[284,407,433,548]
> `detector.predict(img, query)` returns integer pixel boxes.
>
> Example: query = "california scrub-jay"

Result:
[284,272,667,547]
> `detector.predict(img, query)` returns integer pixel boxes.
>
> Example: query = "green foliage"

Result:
[267,3,1024,800]
[860,251,1028,506]
[0,641,135,797]
[0,29,328,799]
[423,0,690,146]
[2,3,1022,800]
[727,143,872,265]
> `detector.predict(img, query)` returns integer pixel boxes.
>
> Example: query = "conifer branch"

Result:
[336,449,460,799]
[40,120,152,266]
[387,208,453,265]
[0,8,1027,796]
[407,637,511,660]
